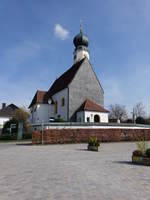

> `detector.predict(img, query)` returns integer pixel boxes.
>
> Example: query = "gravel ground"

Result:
[0,141,150,200]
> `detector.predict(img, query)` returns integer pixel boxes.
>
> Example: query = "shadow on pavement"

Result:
[114,160,150,167]
[76,148,88,151]
[114,161,133,165]
[16,143,32,146]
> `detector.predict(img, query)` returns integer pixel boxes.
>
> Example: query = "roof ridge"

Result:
[37,90,47,92]
[46,58,85,99]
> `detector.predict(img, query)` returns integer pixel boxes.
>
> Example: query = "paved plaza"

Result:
[0,141,150,200]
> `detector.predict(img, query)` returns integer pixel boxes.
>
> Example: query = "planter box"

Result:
[88,145,99,151]
[132,156,150,166]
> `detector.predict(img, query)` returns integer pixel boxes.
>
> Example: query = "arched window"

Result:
[54,101,58,114]
[61,98,65,107]
[94,114,100,123]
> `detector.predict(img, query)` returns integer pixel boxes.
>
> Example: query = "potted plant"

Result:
[132,139,150,166]
[88,136,100,151]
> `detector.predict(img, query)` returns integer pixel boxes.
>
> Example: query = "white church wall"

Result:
[74,49,89,63]
[84,111,108,123]
[76,111,108,123]
[49,104,54,119]
[30,104,49,124]
[52,88,68,121]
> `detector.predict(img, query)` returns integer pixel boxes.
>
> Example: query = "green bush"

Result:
[126,119,133,123]
[132,150,143,157]
[2,119,18,135]
[88,136,100,147]
[145,148,150,157]
[0,133,17,140]
[136,116,146,124]
[22,133,32,140]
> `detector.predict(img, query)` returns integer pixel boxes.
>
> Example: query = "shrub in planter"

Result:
[132,150,143,157]
[88,136,100,151]
[145,148,150,158]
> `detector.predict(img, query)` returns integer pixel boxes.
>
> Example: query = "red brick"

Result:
[32,128,150,144]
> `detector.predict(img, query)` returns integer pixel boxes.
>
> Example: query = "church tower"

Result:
[73,23,89,63]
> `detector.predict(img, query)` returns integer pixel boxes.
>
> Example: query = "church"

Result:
[29,26,109,123]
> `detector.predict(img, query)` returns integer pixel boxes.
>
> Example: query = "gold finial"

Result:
[80,19,82,32]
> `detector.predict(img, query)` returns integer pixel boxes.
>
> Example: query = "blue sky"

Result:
[0,0,150,116]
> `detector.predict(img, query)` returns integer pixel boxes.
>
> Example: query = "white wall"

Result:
[30,88,68,123]
[50,88,68,121]
[76,111,108,123]
[0,117,10,128]
[85,111,108,123]
[30,104,49,124]
[74,49,89,63]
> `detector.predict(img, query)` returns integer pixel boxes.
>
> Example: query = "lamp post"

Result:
[132,108,136,124]
[41,120,44,145]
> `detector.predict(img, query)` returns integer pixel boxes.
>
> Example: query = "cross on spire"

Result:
[80,19,83,32]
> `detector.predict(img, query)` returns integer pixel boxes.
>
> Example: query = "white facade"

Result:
[30,91,109,124]
[77,111,108,123]
[0,117,10,128]
[30,88,68,124]
[30,104,49,124]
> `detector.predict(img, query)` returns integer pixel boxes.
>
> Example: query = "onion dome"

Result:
[73,29,89,48]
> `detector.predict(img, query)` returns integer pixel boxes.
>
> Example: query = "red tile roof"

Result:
[28,90,47,108]
[77,99,109,113]
[0,104,19,118]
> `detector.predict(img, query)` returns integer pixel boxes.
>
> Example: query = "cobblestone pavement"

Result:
[0,142,150,200]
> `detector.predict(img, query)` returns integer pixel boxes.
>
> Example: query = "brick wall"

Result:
[32,128,150,144]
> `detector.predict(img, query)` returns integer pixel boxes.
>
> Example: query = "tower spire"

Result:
[73,22,89,63]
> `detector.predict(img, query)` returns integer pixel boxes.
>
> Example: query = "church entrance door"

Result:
[94,115,100,123]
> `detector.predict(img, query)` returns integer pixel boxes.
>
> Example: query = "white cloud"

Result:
[54,24,69,40]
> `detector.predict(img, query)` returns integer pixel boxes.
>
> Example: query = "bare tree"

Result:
[134,102,145,118]
[109,104,128,121]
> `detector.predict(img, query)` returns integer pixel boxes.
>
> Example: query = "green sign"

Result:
[17,122,23,140]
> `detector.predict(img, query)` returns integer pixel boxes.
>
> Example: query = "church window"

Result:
[87,117,90,122]
[61,98,65,107]
[54,101,58,114]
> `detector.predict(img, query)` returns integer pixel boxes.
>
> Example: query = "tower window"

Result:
[54,101,58,114]
[61,98,65,107]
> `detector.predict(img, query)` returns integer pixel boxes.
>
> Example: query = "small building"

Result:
[29,25,109,123]
[76,99,109,123]
[0,103,19,128]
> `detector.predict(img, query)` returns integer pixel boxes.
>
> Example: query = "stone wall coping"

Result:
[32,122,150,130]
